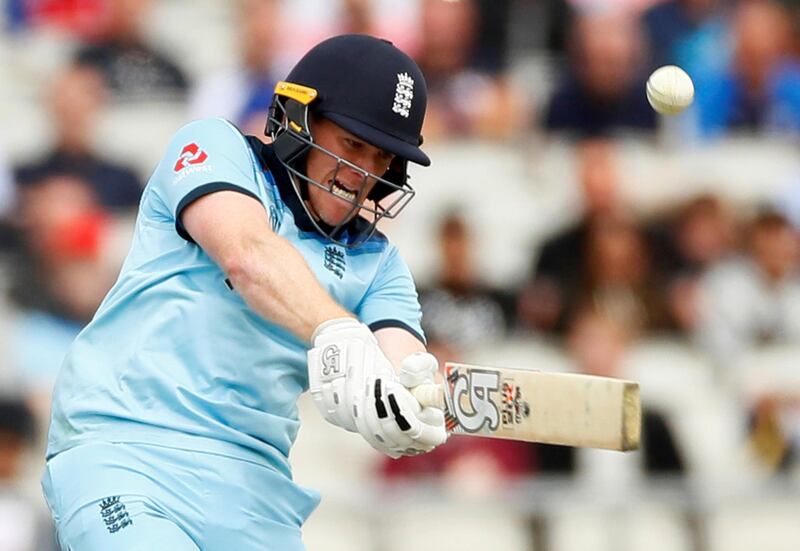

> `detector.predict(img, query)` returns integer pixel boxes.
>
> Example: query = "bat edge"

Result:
[621,382,642,451]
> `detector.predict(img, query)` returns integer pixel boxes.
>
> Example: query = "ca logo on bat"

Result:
[447,369,501,433]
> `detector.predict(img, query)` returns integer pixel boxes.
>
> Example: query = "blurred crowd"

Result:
[1,0,800,550]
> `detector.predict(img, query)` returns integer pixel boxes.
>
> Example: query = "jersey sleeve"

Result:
[357,246,425,344]
[144,117,269,242]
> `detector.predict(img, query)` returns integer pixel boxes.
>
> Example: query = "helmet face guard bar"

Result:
[267,81,416,247]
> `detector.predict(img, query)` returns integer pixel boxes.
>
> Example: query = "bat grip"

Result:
[409,383,444,409]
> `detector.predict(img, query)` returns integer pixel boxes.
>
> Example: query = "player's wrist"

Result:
[310,316,362,342]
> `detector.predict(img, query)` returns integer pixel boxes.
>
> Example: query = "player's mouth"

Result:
[329,179,358,202]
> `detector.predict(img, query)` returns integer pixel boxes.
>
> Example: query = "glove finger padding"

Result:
[414,406,447,446]
[399,351,439,388]
[384,382,448,448]
[356,376,412,457]
[358,378,447,457]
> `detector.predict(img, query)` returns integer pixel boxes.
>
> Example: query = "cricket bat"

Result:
[410,362,641,451]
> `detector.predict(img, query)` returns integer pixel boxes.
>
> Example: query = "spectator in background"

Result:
[14,64,142,214]
[0,395,57,551]
[415,0,526,140]
[540,0,575,57]
[189,0,285,135]
[650,194,738,333]
[338,0,372,35]
[578,212,668,335]
[471,0,512,76]
[5,0,107,39]
[8,174,112,326]
[74,0,188,101]
[518,139,665,334]
[271,0,421,69]
[694,0,800,137]
[695,210,800,369]
[543,6,657,137]
[641,0,729,73]
[5,174,116,405]
[418,211,515,350]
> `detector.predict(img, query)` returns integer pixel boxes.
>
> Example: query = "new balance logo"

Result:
[392,72,414,118]
[99,496,133,534]
[173,142,208,172]
[323,246,346,279]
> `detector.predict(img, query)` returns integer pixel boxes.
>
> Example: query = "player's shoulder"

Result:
[171,117,246,147]
[361,239,411,276]
[162,117,256,172]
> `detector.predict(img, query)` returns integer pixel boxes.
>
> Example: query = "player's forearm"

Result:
[226,231,351,342]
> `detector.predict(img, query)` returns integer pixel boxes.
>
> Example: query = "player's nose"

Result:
[336,165,372,191]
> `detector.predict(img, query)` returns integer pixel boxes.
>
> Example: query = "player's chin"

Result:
[320,200,361,226]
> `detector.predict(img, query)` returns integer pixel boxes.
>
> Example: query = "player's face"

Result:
[304,118,395,226]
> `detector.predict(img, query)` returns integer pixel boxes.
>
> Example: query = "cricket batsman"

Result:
[42,34,447,550]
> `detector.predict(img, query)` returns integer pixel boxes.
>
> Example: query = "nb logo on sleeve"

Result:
[174,143,209,172]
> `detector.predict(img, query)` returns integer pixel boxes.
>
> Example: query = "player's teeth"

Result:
[331,183,356,201]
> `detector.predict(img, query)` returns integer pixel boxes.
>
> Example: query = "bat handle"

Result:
[409,383,444,409]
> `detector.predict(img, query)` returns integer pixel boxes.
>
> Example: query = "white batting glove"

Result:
[399,351,439,388]
[307,318,393,432]
[357,377,447,458]
[398,351,447,436]
[307,319,447,458]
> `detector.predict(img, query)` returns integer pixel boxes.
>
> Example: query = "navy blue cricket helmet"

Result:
[266,34,430,246]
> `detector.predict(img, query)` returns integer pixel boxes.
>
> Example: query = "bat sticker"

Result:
[500,380,530,429]
[443,365,500,433]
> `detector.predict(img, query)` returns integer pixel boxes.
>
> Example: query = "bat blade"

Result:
[411,362,641,451]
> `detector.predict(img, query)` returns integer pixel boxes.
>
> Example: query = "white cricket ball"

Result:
[646,65,694,115]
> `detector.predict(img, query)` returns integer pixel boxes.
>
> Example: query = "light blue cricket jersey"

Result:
[46,117,425,479]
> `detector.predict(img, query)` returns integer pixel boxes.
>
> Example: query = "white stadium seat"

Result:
[547,502,692,551]
[706,499,800,551]
[382,501,535,551]
[302,499,376,551]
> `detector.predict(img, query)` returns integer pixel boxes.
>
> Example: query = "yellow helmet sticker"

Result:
[274,81,318,105]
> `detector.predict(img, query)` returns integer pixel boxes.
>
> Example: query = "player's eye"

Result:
[343,137,362,150]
